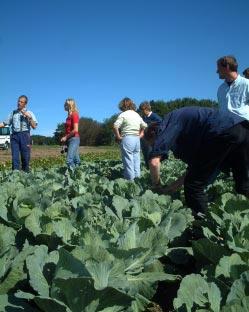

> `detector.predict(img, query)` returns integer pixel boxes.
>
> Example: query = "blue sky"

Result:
[1,0,249,136]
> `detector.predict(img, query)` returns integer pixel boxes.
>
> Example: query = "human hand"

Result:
[21,110,31,119]
[115,136,122,143]
[61,136,67,142]
[151,183,174,196]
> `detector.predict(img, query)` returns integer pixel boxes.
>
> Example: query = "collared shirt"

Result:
[150,106,245,166]
[114,110,147,136]
[4,109,38,133]
[217,75,249,120]
[143,112,162,125]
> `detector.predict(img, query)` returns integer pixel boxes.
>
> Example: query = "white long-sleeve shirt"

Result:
[217,75,249,120]
[114,110,147,136]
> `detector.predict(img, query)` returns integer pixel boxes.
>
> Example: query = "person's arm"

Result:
[139,118,147,138]
[61,122,79,142]
[163,174,185,194]
[149,156,185,194]
[27,117,37,129]
[139,128,145,138]
[0,122,5,128]
[21,110,37,129]
[113,126,122,142]
[113,114,123,142]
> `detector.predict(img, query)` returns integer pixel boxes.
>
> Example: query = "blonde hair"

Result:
[64,98,79,114]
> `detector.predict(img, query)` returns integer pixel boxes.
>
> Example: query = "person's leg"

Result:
[73,137,81,166]
[120,136,136,180]
[66,137,79,169]
[185,124,249,214]
[184,168,212,215]
[133,137,141,178]
[19,132,31,172]
[184,135,239,214]
[10,133,21,170]
[228,127,249,196]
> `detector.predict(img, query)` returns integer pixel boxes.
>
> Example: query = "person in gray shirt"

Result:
[0,95,37,172]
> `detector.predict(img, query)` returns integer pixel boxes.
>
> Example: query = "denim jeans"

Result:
[11,131,31,172]
[66,137,81,169]
[120,135,140,180]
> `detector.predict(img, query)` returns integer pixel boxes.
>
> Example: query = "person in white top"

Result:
[113,97,147,180]
[217,55,249,120]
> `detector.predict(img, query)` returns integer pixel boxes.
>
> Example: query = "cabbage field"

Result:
[0,152,249,312]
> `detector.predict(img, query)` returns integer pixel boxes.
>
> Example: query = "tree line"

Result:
[32,97,217,146]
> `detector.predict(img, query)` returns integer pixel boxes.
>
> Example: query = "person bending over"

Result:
[145,106,249,216]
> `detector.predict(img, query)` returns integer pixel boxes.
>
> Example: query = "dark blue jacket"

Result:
[150,106,245,165]
[143,112,162,125]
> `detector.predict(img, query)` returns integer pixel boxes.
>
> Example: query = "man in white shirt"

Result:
[217,55,249,120]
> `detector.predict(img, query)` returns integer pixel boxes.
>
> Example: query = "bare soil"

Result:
[0,146,116,163]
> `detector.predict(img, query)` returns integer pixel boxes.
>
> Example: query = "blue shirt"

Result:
[4,109,38,133]
[217,75,249,120]
[143,112,162,125]
[150,106,245,165]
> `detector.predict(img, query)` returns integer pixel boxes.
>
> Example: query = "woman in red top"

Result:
[61,98,81,168]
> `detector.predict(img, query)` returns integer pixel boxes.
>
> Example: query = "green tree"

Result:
[79,117,103,146]
[32,135,56,145]
[149,98,218,117]
[53,123,65,144]
[100,114,118,145]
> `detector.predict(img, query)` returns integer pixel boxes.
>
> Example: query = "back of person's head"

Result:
[217,55,238,72]
[139,101,151,112]
[243,67,249,79]
[65,98,78,113]
[119,97,136,111]
[18,95,28,104]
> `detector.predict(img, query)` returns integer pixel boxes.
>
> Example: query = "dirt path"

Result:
[0,146,117,163]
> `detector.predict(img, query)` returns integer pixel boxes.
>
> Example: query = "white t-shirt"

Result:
[114,110,147,136]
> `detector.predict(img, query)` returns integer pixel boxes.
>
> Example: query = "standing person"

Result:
[0,95,37,172]
[145,106,249,216]
[139,101,162,168]
[217,56,249,120]
[60,98,81,169]
[113,97,147,180]
[243,68,249,79]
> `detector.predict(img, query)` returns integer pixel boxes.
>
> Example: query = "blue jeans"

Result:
[11,131,31,172]
[66,137,81,169]
[120,135,140,180]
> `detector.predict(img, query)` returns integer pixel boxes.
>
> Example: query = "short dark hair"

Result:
[217,55,238,72]
[18,95,28,103]
[243,68,249,78]
[139,101,151,111]
[118,97,136,111]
